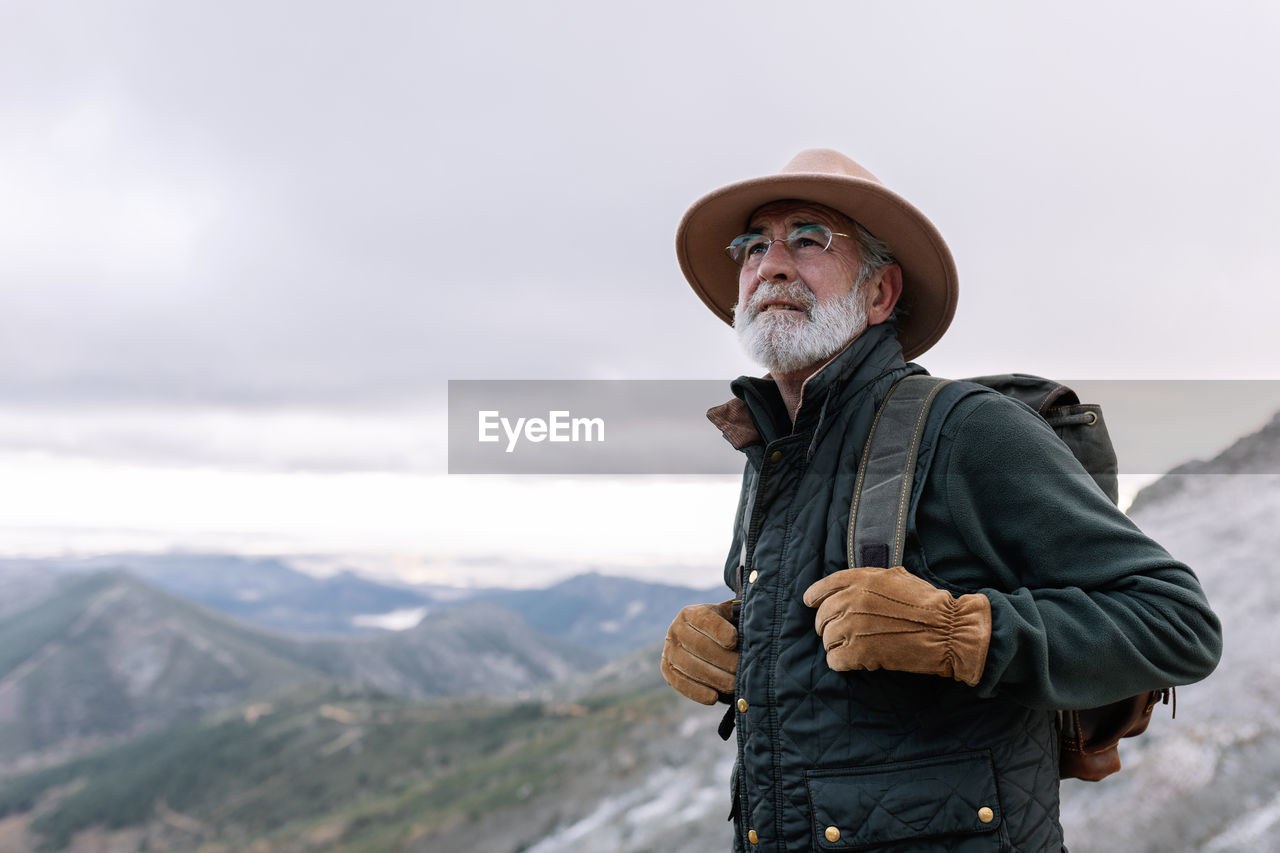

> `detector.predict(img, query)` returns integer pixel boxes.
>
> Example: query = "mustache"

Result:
[742,281,817,320]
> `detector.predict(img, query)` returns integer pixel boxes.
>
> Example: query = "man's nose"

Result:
[755,239,797,281]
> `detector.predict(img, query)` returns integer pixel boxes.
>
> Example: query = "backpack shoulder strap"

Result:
[848,375,993,569]
[847,375,951,570]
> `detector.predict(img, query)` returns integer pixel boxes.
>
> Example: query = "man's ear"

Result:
[867,264,903,326]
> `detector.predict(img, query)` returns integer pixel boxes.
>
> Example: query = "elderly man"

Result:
[660,149,1221,852]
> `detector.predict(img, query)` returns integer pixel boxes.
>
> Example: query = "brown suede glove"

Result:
[660,600,738,705]
[802,566,992,687]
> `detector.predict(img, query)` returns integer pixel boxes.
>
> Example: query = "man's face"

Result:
[732,200,871,375]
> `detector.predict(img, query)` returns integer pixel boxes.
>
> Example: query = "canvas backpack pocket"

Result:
[804,751,1004,850]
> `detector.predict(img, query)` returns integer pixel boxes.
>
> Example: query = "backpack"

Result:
[848,373,1174,782]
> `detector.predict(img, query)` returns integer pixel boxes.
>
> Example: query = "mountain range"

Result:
[0,568,663,778]
[0,561,730,852]
[0,554,430,637]
[0,555,725,661]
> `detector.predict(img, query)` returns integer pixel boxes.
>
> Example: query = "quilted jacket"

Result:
[707,322,1222,852]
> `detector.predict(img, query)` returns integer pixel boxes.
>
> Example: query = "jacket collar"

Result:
[707,322,907,449]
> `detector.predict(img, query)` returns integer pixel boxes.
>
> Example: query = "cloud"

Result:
[0,405,445,473]
[0,452,741,586]
[4,2,1278,413]
[2,1,1279,574]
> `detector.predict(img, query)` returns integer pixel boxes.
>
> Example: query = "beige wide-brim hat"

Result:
[675,148,958,362]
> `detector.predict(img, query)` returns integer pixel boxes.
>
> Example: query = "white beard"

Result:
[733,280,869,374]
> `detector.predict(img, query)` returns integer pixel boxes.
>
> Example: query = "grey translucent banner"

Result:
[448,380,741,474]
[447,379,1280,476]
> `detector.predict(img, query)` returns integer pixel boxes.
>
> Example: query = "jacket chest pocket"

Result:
[804,751,1007,851]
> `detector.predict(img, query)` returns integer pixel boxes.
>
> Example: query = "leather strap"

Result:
[848,376,951,569]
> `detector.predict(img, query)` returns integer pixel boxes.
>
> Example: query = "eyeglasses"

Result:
[724,223,850,268]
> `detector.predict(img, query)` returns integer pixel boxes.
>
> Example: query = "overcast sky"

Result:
[1,1,1277,586]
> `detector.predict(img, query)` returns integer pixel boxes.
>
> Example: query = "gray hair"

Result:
[851,222,907,324]
[852,222,895,285]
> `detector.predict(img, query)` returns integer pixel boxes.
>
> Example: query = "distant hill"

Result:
[0,572,599,770]
[295,599,602,700]
[0,553,430,636]
[0,568,67,623]
[1126,409,1280,516]
[0,683,735,853]
[0,571,324,769]
[0,562,738,851]
[0,556,725,655]
[471,571,726,658]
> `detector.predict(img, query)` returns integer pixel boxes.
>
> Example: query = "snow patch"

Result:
[522,757,732,853]
[350,606,427,631]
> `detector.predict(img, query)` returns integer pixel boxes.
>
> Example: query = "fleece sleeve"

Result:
[920,393,1222,710]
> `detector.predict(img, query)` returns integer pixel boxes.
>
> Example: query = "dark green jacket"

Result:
[708,323,1222,852]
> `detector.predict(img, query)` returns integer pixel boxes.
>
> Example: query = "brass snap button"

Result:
[978,806,994,824]
[737,698,748,713]
[824,825,841,842]
[769,450,782,463]
[748,829,759,844]
[748,570,759,583]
